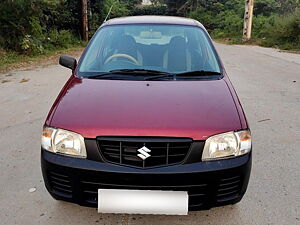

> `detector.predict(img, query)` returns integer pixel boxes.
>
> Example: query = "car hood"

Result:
[48,77,241,140]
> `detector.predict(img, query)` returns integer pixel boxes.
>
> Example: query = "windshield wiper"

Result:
[176,70,222,77]
[110,69,170,75]
[145,70,222,81]
[88,69,171,79]
[87,69,222,80]
[144,73,175,81]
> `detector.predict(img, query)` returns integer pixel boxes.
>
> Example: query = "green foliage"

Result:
[0,0,142,54]
[185,0,300,49]
[260,10,300,50]
[0,0,82,54]
[104,0,130,18]
[214,11,244,37]
[121,0,142,11]
[189,7,243,36]
[254,0,300,16]
[133,5,168,16]
[189,8,216,31]
[0,0,38,51]
[0,0,299,55]
[88,0,137,35]
[47,30,78,48]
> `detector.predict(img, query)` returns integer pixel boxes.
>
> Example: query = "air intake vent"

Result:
[48,171,72,198]
[217,175,242,202]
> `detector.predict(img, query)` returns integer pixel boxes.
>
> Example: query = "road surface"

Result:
[0,44,299,225]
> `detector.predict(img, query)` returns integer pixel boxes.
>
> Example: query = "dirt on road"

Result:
[0,44,299,225]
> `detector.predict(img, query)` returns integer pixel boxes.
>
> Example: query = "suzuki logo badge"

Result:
[137,146,151,160]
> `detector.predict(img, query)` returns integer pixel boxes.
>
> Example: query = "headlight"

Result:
[41,127,87,158]
[202,130,251,161]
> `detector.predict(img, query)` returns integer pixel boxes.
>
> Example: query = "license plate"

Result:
[98,189,188,215]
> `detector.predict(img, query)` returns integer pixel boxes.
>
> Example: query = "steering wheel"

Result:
[105,54,139,65]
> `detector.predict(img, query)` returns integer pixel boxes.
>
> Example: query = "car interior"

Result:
[81,25,218,74]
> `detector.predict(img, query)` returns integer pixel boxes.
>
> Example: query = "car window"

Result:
[79,24,221,75]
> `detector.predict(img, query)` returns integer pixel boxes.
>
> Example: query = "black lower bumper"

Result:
[41,150,251,211]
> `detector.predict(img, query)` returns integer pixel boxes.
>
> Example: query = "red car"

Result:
[41,16,251,215]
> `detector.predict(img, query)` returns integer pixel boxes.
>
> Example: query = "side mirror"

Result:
[59,55,77,71]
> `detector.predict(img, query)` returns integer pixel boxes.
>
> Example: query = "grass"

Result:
[0,44,86,73]
[213,36,300,53]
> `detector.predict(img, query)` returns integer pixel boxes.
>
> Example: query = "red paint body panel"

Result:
[223,75,249,129]
[47,77,243,140]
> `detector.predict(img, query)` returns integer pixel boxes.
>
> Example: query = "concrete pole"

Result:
[243,0,254,41]
[82,0,88,41]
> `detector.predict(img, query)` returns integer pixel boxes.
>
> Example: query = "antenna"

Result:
[104,5,113,22]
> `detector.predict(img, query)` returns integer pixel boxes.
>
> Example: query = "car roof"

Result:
[102,16,205,29]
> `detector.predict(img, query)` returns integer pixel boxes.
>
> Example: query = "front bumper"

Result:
[41,149,251,211]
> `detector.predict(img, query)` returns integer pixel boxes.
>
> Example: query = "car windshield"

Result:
[78,24,221,78]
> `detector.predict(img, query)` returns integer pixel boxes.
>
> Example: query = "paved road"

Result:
[0,44,299,225]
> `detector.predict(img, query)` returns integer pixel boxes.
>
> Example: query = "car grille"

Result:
[79,172,210,209]
[97,137,193,168]
[48,171,72,198]
[45,169,246,210]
